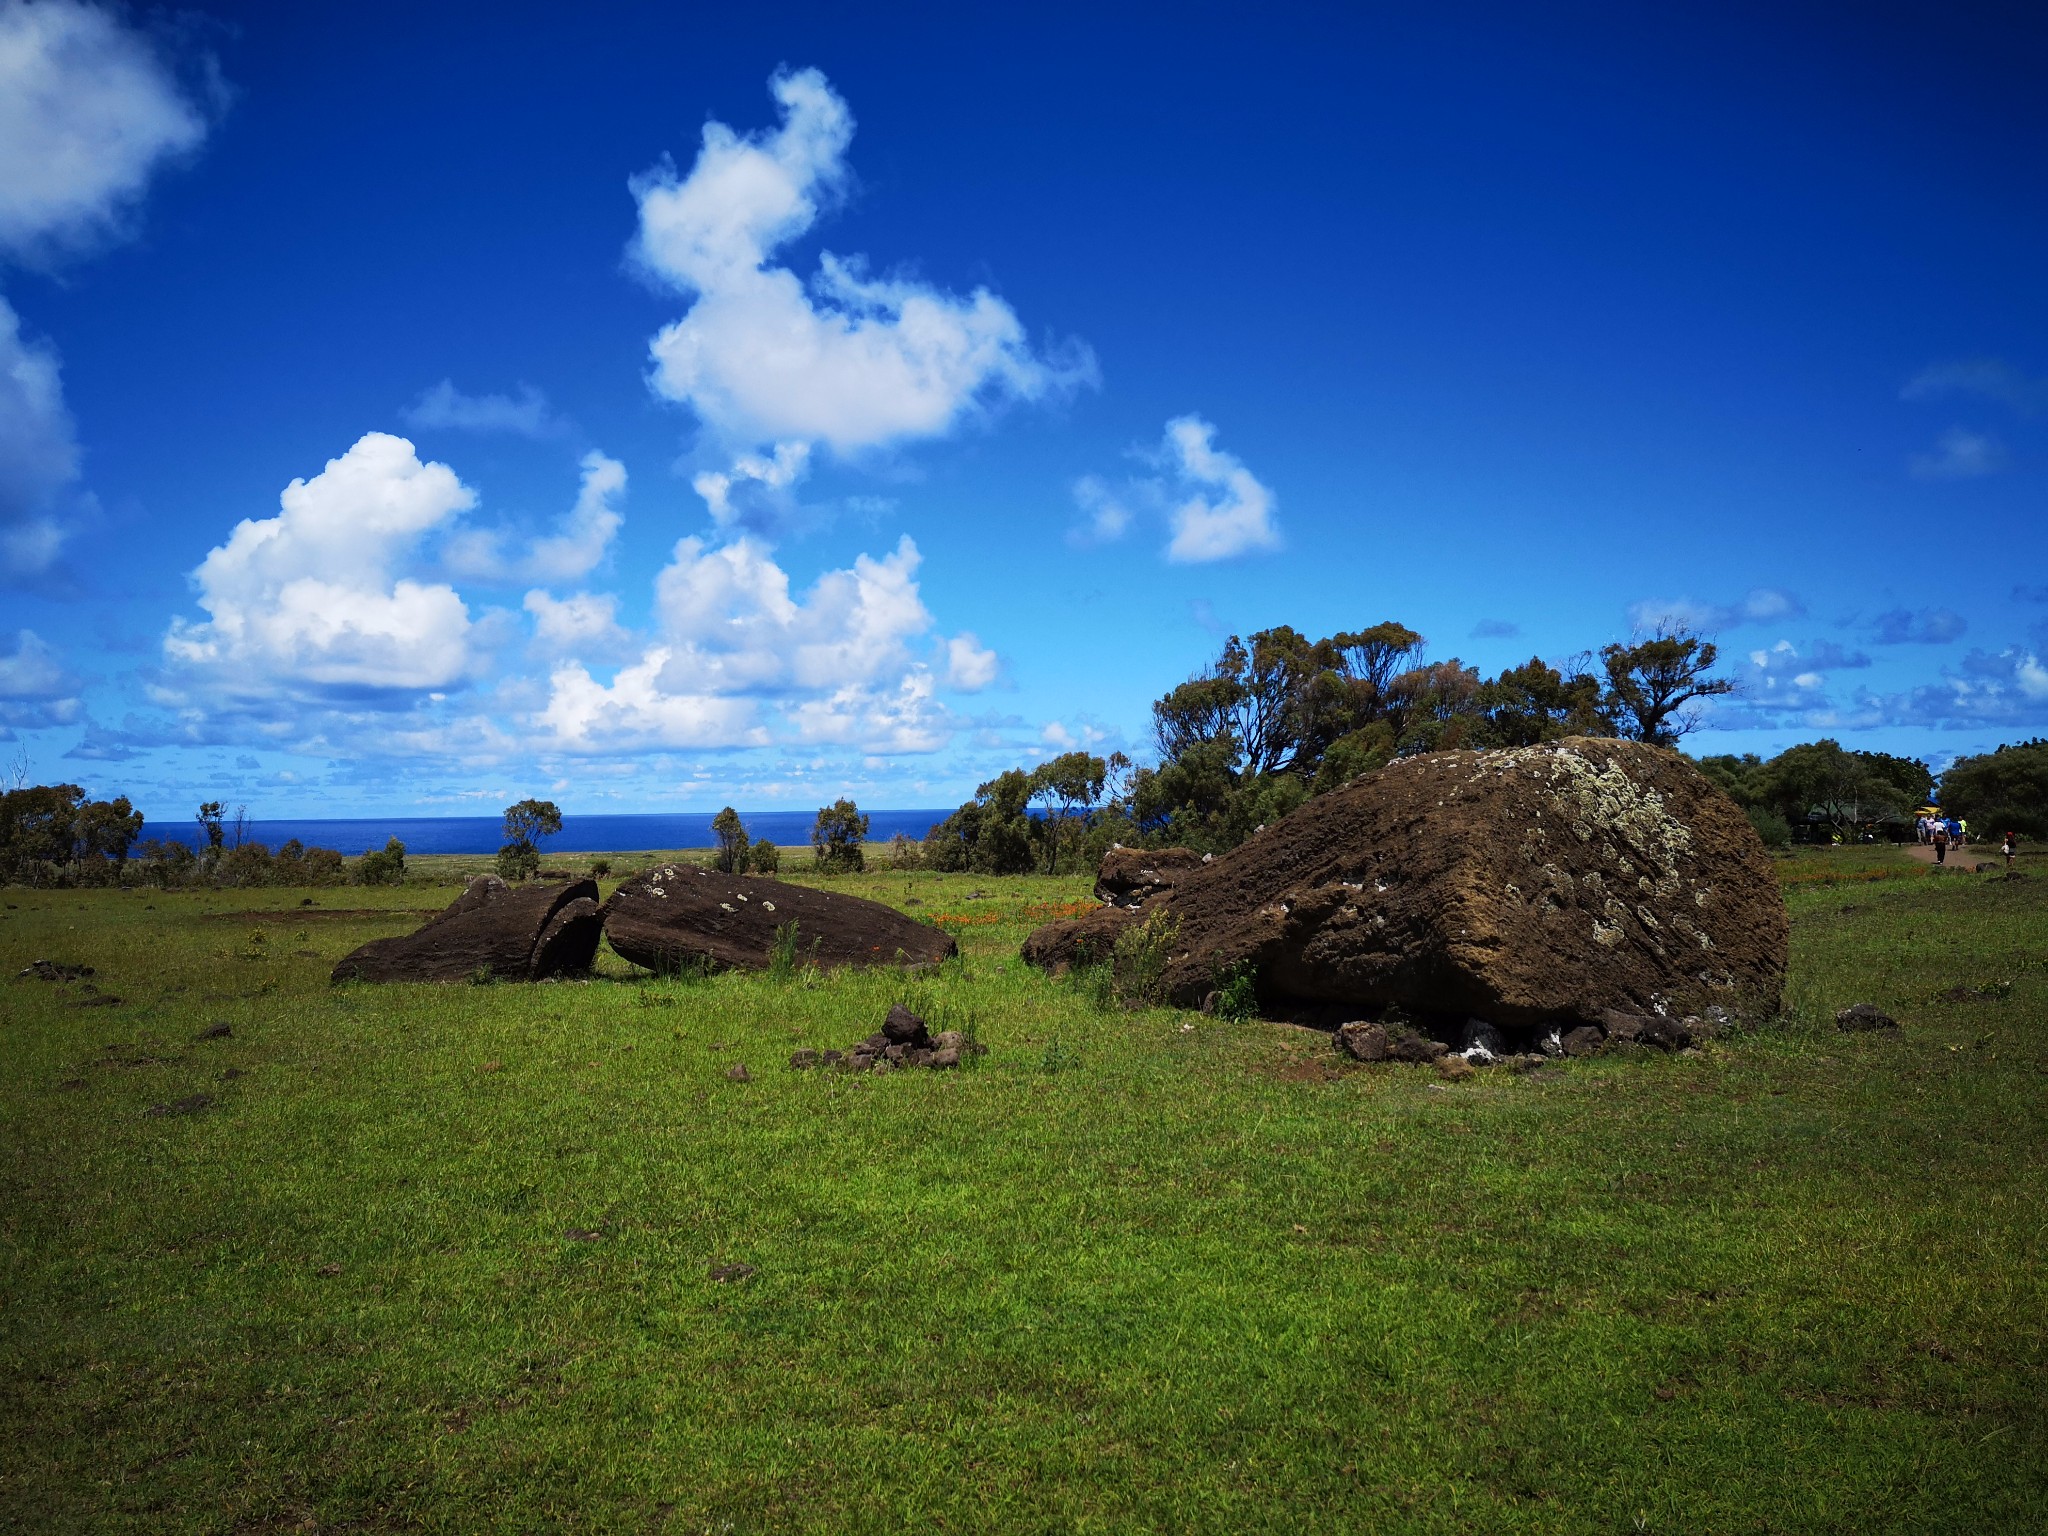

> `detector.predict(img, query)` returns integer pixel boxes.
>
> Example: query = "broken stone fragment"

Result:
[1559,1025,1604,1057]
[1436,1055,1476,1082]
[1835,1003,1899,1032]
[1335,1021,1390,1061]
[789,1048,820,1070]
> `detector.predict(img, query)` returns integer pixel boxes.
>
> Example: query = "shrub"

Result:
[1212,960,1260,1021]
[589,858,612,878]
[886,831,922,870]
[812,799,868,873]
[216,842,276,887]
[1745,805,1793,848]
[496,840,540,881]
[1110,911,1180,1009]
[749,840,780,875]
[300,846,346,883]
[354,837,407,885]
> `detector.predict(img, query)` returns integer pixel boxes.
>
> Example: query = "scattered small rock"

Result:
[725,1063,753,1082]
[1559,1025,1604,1058]
[1436,1055,1476,1082]
[1835,1003,1899,1032]
[220,1068,244,1081]
[145,1093,215,1118]
[709,1261,756,1283]
[1389,1028,1448,1064]
[788,1006,986,1074]
[57,1078,87,1091]
[195,1023,232,1041]
[564,1227,602,1243]
[17,959,93,982]
[1335,1021,1390,1062]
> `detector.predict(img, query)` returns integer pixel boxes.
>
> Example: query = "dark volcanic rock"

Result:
[331,875,602,984]
[1835,1003,1899,1032]
[1336,1020,1390,1061]
[1026,739,1787,1032]
[1093,846,1207,909]
[1018,904,1139,972]
[600,866,955,975]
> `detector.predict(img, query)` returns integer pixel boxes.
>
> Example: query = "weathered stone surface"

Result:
[1437,1054,1476,1081]
[331,876,603,984]
[600,865,955,976]
[1390,1029,1448,1063]
[1560,1025,1604,1057]
[1028,739,1787,1033]
[1094,846,1207,909]
[1018,903,1139,972]
[882,1003,930,1045]
[1336,1020,1389,1061]
[1835,1003,1899,1032]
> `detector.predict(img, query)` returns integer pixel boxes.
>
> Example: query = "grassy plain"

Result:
[1,847,2044,1533]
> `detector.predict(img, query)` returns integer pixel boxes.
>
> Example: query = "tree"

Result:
[1765,740,1915,841]
[1473,656,1608,747]
[711,806,750,874]
[1,784,142,886]
[812,798,869,873]
[1599,628,1733,746]
[749,839,781,874]
[1028,751,1111,874]
[196,801,225,852]
[923,770,1036,874]
[498,798,563,881]
[1939,739,2048,838]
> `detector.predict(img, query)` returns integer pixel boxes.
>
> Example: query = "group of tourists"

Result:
[1916,811,2026,868]
[1917,812,1967,862]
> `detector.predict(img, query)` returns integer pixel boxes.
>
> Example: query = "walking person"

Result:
[1933,821,1950,865]
[2004,831,2018,871]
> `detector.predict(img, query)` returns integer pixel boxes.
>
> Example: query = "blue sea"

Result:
[143,810,956,858]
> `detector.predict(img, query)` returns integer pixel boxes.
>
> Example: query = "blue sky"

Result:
[2,0,2045,821]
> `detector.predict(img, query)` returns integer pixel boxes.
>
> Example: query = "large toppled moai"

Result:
[331,875,603,984]
[1022,738,1788,1052]
[601,865,956,975]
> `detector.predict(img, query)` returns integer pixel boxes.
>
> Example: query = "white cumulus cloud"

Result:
[1627,588,1805,634]
[523,588,627,652]
[631,67,1092,458]
[0,294,78,576]
[0,0,213,578]
[0,0,209,262]
[944,632,999,691]
[1161,415,1279,563]
[0,626,81,729]
[535,532,978,756]
[165,433,480,699]
[445,449,625,585]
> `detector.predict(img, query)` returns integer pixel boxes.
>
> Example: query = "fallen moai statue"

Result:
[601,865,956,975]
[331,875,602,983]
[1093,845,1207,909]
[1023,738,1787,1057]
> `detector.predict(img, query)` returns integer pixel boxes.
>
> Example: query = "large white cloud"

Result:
[1161,415,1280,563]
[536,532,986,755]
[165,433,480,698]
[0,0,208,261]
[631,67,1092,459]
[445,449,625,585]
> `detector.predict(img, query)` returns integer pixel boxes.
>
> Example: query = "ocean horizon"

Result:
[140,809,958,858]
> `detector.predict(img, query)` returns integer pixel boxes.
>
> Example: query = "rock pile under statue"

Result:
[1021,738,1788,1055]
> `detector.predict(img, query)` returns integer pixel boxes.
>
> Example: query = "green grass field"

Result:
[2,849,2044,1533]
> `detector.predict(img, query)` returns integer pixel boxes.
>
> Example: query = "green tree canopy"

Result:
[1940,739,2048,837]
[711,806,751,874]
[812,798,869,873]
